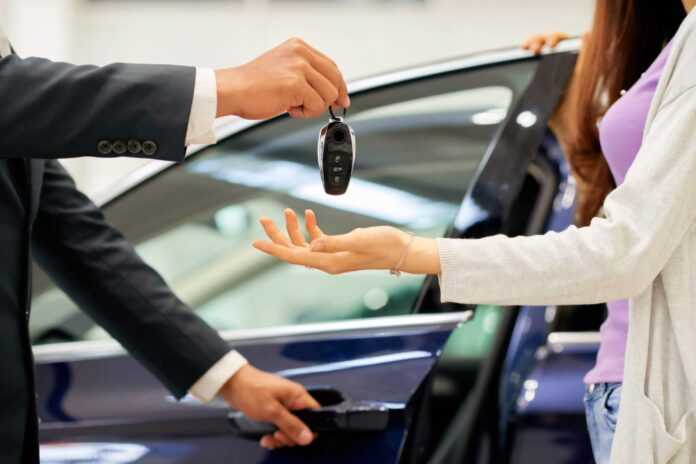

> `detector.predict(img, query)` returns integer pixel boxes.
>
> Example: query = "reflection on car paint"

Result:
[40,442,149,464]
[274,350,433,377]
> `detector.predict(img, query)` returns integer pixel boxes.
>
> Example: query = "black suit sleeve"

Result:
[31,161,230,398]
[0,55,195,161]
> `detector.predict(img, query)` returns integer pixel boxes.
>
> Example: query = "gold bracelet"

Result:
[390,232,415,277]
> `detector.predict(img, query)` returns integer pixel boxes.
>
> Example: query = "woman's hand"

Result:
[522,31,588,144]
[522,31,570,55]
[252,209,441,275]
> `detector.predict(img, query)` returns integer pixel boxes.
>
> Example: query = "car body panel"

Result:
[500,136,600,464]
[509,333,599,464]
[37,312,469,463]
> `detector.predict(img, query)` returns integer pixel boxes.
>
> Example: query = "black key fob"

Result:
[318,108,355,195]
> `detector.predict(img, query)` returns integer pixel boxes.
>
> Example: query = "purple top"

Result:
[584,41,673,384]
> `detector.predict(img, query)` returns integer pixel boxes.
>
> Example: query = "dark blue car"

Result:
[30,42,604,463]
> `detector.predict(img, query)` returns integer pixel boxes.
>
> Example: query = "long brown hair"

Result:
[566,0,685,226]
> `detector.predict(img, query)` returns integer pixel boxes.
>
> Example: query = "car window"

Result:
[30,60,537,344]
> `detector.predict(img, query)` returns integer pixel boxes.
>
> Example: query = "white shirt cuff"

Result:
[184,67,218,146]
[188,350,248,403]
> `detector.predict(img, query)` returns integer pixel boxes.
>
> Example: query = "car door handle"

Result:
[227,387,392,440]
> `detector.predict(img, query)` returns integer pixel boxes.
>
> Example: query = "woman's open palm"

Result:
[252,209,406,275]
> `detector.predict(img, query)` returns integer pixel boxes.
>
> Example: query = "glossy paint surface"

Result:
[509,341,598,464]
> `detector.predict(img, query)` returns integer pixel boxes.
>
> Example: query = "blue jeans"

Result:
[584,382,622,464]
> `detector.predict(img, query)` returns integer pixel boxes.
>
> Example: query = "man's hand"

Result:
[215,38,350,120]
[221,365,321,450]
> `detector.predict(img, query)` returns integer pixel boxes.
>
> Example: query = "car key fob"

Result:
[317,108,355,195]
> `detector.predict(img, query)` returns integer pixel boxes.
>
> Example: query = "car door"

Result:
[509,300,605,463]
[30,51,551,464]
[413,51,578,463]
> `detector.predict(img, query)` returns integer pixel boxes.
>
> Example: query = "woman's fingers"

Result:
[522,35,544,54]
[253,240,355,274]
[522,32,570,55]
[260,217,292,247]
[284,209,309,247]
[305,209,325,240]
[546,32,569,49]
[254,240,324,267]
[521,36,534,49]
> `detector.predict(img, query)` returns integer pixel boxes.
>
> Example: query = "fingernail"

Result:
[311,242,325,252]
[299,429,313,445]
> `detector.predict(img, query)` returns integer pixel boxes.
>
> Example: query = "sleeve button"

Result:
[127,139,142,154]
[112,140,127,155]
[97,140,112,155]
[142,140,158,156]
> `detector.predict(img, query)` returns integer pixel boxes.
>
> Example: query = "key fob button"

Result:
[328,175,346,186]
[330,153,347,164]
[331,165,346,174]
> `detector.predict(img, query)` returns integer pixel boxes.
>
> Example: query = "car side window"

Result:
[30,60,537,344]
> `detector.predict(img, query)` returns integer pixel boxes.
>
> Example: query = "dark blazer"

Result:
[0,51,231,463]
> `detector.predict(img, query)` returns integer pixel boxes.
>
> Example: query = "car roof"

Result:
[92,40,581,208]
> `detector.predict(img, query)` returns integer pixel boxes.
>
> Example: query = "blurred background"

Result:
[0,0,592,197]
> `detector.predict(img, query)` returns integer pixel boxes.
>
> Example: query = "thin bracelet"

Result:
[390,232,416,277]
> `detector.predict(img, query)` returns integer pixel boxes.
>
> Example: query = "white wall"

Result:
[1,0,594,197]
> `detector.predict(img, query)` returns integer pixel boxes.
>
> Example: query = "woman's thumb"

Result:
[310,240,326,252]
[310,235,349,253]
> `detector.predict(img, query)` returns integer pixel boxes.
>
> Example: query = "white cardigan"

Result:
[437,9,696,463]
